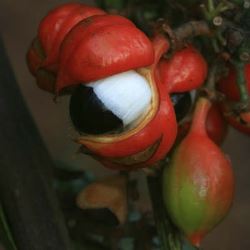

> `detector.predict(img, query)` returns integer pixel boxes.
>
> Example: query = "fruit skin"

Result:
[178,103,228,145]
[158,46,208,93]
[206,104,228,145]
[56,14,154,93]
[26,3,106,92]
[163,97,234,247]
[217,63,250,135]
[77,35,177,170]
[27,4,154,94]
[28,3,106,72]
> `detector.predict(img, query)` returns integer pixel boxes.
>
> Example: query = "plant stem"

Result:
[169,20,212,50]
[208,0,215,13]
[0,203,17,250]
[234,60,249,106]
[147,171,181,250]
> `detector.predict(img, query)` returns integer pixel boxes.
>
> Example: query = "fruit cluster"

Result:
[27,3,208,169]
[27,2,243,247]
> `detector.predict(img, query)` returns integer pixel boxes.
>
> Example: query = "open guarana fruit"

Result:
[73,35,177,170]
[27,3,208,170]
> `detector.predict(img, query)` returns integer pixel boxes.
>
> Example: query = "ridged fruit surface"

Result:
[163,97,234,247]
[56,14,154,92]
[26,3,105,92]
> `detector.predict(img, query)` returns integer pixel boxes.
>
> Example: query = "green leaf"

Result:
[0,203,17,250]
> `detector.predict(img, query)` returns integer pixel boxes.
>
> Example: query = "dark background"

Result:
[0,0,250,249]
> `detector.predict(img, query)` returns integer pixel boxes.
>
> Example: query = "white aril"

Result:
[88,70,152,127]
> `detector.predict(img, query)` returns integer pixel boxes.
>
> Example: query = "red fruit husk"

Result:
[56,14,154,92]
[26,3,106,93]
[38,3,106,72]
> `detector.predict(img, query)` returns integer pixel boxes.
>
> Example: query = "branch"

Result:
[160,20,212,50]
[146,170,181,250]
[174,20,212,42]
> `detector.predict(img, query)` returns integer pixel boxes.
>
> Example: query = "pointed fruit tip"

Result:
[187,233,203,248]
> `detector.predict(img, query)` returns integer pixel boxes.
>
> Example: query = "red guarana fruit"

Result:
[217,63,250,135]
[26,3,106,92]
[206,103,228,144]
[75,35,177,170]
[27,4,178,170]
[163,97,234,247]
[158,46,208,93]
[178,103,228,145]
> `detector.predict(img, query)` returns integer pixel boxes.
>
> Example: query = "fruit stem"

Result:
[146,165,200,250]
[190,97,212,135]
[204,62,217,91]
[173,21,211,49]
[151,35,170,68]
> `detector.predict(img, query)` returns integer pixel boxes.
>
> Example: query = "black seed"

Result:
[69,85,123,135]
[171,92,192,121]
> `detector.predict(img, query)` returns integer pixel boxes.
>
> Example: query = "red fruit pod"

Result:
[38,3,106,72]
[158,46,207,93]
[56,14,155,93]
[26,3,105,92]
[75,36,177,170]
[217,63,250,135]
[163,97,234,247]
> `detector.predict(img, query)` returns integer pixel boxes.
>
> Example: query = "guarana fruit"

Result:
[27,3,208,170]
[74,35,177,170]
[217,63,250,135]
[162,97,234,247]
[158,45,208,93]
